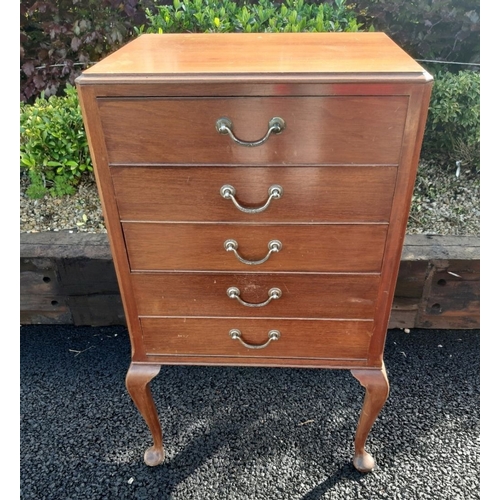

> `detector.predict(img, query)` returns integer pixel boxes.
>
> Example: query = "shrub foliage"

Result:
[138,0,362,34]
[20,0,153,103]
[423,70,480,169]
[21,1,480,102]
[20,85,92,198]
[355,0,480,68]
[20,0,480,198]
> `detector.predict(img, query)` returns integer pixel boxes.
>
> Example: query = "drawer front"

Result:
[123,223,388,272]
[111,166,397,223]
[140,317,373,360]
[132,273,380,319]
[98,96,407,165]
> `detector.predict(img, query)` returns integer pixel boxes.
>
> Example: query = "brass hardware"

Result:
[215,117,285,147]
[220,184,283,214]
[224,239,282,265]
[227,287,282,308]
[229,329,281,349]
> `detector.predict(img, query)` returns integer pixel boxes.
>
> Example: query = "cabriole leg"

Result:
[125,363,165,466]
[350,364,390,473]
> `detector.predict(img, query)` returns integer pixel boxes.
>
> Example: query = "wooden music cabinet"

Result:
[76,33,432,473]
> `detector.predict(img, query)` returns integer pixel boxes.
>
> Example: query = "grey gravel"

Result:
[20,162,480,236]
[21,325,479,500]
[408,161,479,236]
[20,173,106,234]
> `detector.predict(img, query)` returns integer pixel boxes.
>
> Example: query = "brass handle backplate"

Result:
[215,117,285,147]
[229,329,281,349]
[227,287,282,308]
[220,184,283,214]
[224,239,282,265]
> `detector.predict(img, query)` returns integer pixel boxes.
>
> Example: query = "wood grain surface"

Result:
[131,272,380,319]
[98,96,407,165]
[76,32,433,470]
[79,33,428,79]
[111,165,397,223]
[122,223,388,272]
[140,317,373,360]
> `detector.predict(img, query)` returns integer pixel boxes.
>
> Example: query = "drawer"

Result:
[132,273,380,319]
[123,223,388,272]
[140,317,373,361]
[111,166,397,223]
[98,96,408,165]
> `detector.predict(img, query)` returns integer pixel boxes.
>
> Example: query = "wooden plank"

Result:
[22,233,477,262]
[401,234,480,261]
[20,232,112,260]
[20,233,117,325]
[394,260,429,298]
[416,260,480,329]
[20,295,72,324]
[20,269,59,295]
[388,297,418,329]
[19,232,480,329]
[57,259,119,295]
[387,260,429,329]
[69,295,125,326]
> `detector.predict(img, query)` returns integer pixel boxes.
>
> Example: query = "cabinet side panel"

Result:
[368,82,433,366]
[76,84,145,359]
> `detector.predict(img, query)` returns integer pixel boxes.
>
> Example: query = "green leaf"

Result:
[21,157,36,167]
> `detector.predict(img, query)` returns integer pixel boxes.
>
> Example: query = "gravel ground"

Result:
[20,325,479,500]
[20,161,480,236]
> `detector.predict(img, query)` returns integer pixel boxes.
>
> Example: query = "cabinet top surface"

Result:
[78,33,429,83]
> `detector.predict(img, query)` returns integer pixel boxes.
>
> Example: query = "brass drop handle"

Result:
[215,117,286,147]
[229,329,281,350]
[220,184,283,214]
[227,287,282,308]
[224,239,282,266]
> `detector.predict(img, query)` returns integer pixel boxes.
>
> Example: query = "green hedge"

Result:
[422,70,480,170]
[21,0,149,103]
[20,70,479,199]
[20,0,362,103]
[20,85,92,198]
[20,0,479,198]
[21,0,480,102]
[355,0,480,70]
[21,0,365,198]
[138,0,363,34]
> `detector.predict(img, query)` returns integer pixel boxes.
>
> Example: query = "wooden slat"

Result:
[57,259,119,295]
[19,233,480,329]
[387,297,419,329]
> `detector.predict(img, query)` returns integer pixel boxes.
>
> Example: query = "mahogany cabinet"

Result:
[76,33,432,472]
